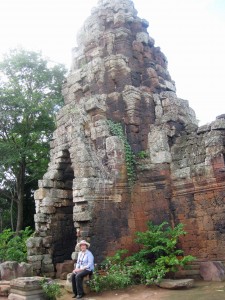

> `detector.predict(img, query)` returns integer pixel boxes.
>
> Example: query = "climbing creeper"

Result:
[107,120,136,187]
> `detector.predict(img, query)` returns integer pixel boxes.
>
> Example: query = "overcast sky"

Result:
[0,0,224,125]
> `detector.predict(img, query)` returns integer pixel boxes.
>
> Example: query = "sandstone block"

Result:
[17,263,33,278]
[211,118,225,130]
[34,188,46,200]
[34,213,48,223]
[27,255,43,263]
[8,276,45,300]
[0,262,33,281]
[136,32,149,45]
[148,127,172,163]
[38,179,54,188]
[200,261,225,281]
[56,260,74,279]
[0,262,17,281]
[40,207,56,214]
[0,282,10,297]
[42,255,52,266]
[73,211,91,222]
[157,279,194,289]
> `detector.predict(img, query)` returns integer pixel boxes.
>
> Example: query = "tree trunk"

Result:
[10,197,14,231]
[16,159,26,233]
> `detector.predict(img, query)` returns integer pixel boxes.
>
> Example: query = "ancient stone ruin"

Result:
[29,0,225,275]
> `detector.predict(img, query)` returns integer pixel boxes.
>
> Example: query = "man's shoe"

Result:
[76,295,83,299]
[72,295,77,298]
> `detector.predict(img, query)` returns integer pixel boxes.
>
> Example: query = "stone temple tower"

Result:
[29,0,225,276]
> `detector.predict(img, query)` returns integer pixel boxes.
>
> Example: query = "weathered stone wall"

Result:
[170,118,225,259]
[28,0,225,275]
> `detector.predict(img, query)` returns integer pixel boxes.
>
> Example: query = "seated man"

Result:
[71,240,94,299]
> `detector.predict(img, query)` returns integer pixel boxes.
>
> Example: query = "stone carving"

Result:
[27,0,225,277]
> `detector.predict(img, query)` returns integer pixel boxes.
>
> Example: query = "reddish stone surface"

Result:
[200,261,225,281]
[56,260,74,279]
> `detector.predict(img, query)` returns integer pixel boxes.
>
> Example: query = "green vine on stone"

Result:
[107,120,136,187]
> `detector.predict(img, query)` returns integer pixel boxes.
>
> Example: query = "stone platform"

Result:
[8,277,45,300]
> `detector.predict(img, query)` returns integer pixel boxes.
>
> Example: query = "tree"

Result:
[0,48,67,232]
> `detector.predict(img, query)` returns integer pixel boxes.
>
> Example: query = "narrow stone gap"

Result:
[52,149,76,266]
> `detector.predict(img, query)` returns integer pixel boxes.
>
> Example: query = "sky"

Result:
[0,0,224,125]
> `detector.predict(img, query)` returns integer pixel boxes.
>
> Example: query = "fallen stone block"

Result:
[200,261,225,281]
[157,278,194,289]
[0,261,18,281]
[8,276,45,300]
[0,261,33,281]
[56,260,74,279]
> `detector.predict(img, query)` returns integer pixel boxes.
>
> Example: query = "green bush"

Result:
[0,227,33,262]
[90,251,132,292]
[133,222,195,283]
[40,278,62,300]
[90,222,195,292]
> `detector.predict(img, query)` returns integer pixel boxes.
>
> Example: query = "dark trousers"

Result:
[71,270,92,296]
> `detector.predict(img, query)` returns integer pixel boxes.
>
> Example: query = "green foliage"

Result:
[104,249,128,266]
[136,150,149,159]
[0,48,66,177]
[133,222,195,283]
[0,226,33,262]
[90,266,132,293]
[0,48,67,230]
[90,222,195,292]
[40,278,62,300]
[107,120,136,186]
[90,250,132,292]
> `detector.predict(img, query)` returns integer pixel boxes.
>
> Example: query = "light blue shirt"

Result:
[75,249,94,271]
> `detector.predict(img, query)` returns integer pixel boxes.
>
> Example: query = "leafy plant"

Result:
[133,222,195,283]
[90,222,195,292]
[90,253,132,293]
[136,150,149,159]
[107,120,136,186]
[0,226,33,262]
[40,278,62,300]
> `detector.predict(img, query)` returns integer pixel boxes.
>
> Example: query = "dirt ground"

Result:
[59,281,225,300]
